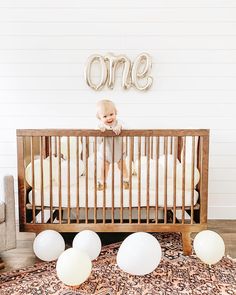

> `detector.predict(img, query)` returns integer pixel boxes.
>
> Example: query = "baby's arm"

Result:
[113,123,122,135]
[97,122,106,132]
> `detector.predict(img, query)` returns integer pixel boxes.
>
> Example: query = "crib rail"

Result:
[17,129,209,235]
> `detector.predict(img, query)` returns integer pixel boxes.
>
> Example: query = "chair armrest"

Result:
[4,175,16,250]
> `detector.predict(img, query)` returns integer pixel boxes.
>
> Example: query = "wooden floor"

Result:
[0,220,235,274]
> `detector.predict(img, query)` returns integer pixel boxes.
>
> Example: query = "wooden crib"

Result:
[17,129,209,255]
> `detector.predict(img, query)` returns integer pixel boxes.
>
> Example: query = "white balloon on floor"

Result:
[33,230,65,261]
[56,248,92,286]
[117,232,162,275]
[193,230,225,265]
[73,230,102,261]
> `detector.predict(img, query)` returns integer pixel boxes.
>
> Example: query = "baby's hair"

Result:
[96,99,117,119]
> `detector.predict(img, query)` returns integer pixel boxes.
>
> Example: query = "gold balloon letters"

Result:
[85,53,153,91]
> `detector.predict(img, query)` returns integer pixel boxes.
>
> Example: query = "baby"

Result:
[96,99,129,191]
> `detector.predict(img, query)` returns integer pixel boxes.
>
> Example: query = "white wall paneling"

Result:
[0,0,236,218]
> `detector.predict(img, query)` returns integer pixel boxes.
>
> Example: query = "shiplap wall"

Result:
[0,0,236,219]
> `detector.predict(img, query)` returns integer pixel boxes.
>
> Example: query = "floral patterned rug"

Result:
[0,233,235,295]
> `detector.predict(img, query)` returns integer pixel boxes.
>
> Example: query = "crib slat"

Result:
[146,136,150,224]
[200,135,209,225]
[40,136,44,223]
[49,137,53,224]
[54,136,57,157]
[144,137,147,156]
[94,137,97,224]
[85,137,89,224]
[129,137,134,223]
[164,137,168,224]
[58,137,62,224]
[30,136,36,224]
[138,137,141,224]
[81,136,85,222]
[173,137,178,224]
[76,136,80,223]
[190,136,195,224]
[17,136,26,227]
[198,136,203,223]
[111,137,115,224]
[177,137,182,161]
[170,136,173,154]
[120,137,124,223]
[155,137,159,224]
[196,136,201,195]
[182,137,186,224]
[67,137,71,224]
[150,136,153,159]
[103,137,106,224]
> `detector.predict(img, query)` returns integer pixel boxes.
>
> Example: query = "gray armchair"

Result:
[0,175,16,269]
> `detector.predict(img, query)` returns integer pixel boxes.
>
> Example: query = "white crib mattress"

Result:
[28,175,199,209]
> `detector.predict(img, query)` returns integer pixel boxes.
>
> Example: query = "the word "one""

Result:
[85,52,153,91]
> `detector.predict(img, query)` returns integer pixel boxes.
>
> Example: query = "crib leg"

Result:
[182,232,192,256]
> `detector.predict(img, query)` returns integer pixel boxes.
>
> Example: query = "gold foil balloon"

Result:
[104,53,132,89]
[132,52,153,91]
[85,54,107,90]
[120,55,132,89]
[85,52,153,91]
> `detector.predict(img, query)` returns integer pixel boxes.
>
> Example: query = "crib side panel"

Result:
[17,129,209,233]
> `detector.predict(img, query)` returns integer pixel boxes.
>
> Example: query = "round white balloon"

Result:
[25,156,59,189]
[60,159,84,187]
[134,156,167,190]
[134,156,149,173]
[33,230,65,261]
[176,164,200,190]
[56,248,92,286]
[73,230,102,261]
[193,230,225,265]
[158,154,181,179]
[117,232,162,276]
[60,136,82,160]
[25,158,49,189]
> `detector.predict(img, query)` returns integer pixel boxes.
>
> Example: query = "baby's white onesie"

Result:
[98,119,126,163]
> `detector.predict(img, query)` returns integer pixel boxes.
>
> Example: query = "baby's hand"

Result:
[113,125,122,135]
[99,125,106,132]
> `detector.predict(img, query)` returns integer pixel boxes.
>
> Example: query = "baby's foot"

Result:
[97,181,106,191]
[123,180,129,190]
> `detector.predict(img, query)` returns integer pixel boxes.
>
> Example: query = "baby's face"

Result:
[99,106,117,126]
